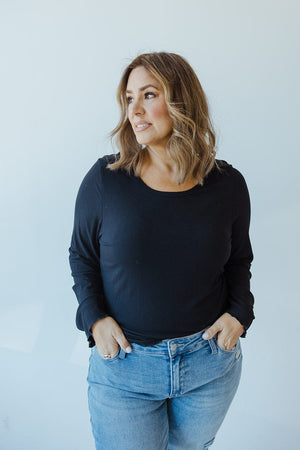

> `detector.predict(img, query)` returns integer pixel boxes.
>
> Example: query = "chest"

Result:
[140,166,199,192]
[100,182,232,269]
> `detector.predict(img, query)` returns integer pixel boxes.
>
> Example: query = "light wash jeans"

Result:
[87,328,242,450]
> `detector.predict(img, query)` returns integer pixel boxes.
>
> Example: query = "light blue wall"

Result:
[1,1,299,449]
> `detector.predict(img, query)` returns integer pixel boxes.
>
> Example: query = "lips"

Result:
[134,122,152,132]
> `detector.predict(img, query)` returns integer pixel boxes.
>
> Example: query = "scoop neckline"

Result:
[136,175,202,197]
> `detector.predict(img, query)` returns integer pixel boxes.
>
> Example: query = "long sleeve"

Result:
[224,169,255,337]
[69,160,109,347]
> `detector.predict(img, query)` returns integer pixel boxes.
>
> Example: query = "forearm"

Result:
[224,263,255,336]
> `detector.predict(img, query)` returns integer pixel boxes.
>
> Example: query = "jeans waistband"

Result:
[130,325,215,357]
[160,326,209,343]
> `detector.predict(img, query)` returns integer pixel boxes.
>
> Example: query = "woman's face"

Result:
[126,66,173,152]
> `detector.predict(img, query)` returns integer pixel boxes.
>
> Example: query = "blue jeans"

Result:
[87,328,242,450]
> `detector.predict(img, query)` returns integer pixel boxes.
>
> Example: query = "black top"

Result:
[69,153,254,347]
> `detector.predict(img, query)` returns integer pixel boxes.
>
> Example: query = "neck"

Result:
[145,146,176,175]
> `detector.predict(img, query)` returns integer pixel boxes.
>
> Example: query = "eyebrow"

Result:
[125,84,160,94]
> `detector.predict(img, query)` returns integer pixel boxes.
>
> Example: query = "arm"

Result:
[68,160,109,347]
[224,169,255,335]
[203,168,255,349]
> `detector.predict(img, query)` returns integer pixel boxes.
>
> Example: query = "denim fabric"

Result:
[87,328,242,450]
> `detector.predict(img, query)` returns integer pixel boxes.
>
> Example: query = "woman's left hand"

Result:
[202,312,244,351]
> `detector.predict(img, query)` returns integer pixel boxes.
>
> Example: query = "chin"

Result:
[137,139,150,146]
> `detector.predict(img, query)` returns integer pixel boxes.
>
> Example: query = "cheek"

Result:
[151,102,172,124]
[128,114,136,130]
[127,109,133,123]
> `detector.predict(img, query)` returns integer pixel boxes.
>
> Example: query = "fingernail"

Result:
[203,333,209,339]
[125,346,132,353]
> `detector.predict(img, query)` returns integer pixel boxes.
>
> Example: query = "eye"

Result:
[126,92,156,104]
[145,92,155,99]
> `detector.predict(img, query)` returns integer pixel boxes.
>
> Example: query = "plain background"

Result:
[1,1,299,449]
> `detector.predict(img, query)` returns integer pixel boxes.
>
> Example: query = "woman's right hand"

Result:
[91,316,132,358]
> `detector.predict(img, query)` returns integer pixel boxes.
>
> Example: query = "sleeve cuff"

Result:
[75,297,109,345]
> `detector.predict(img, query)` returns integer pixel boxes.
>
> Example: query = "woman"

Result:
[69,51,254,450]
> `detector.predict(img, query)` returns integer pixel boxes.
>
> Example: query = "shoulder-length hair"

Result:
[106,51,220,185]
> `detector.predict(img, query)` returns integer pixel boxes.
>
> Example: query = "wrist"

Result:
[91,315,111,335]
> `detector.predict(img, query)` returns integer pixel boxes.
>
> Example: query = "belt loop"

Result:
[118,348,127,359]
[208,337,217,355]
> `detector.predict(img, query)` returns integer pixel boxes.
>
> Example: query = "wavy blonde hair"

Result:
[107,51,220,185]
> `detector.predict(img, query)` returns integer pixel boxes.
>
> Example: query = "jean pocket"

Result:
[93,345,121,362]
[214,336,239,354]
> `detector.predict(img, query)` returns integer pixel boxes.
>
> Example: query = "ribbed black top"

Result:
[69,153,254,347]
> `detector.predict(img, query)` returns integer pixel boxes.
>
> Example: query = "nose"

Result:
[131,98,144,116]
